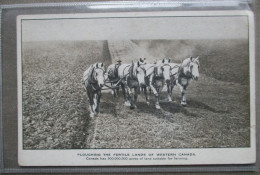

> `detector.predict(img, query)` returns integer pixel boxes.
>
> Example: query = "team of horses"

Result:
[83,57,200,117]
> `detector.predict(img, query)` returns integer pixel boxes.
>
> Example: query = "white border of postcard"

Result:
[17,10,256,166]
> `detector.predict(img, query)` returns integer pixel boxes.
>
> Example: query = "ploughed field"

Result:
[22,40,250,149]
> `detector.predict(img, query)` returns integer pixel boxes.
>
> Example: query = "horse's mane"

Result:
[181,57,192,67]
[88,63,104,79]
[129,61,146,78]
[90,65,95,77]
[156,59,171,66]
[194,58,200,67]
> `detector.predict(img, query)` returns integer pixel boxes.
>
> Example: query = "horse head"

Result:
[157,58,171,84]
[182,56,200,80]
[129,60,146,86]
[92,63,105,88]
[190,56,200,80]
[139,58,147,65]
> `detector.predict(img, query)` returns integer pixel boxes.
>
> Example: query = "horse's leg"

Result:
[133,87,138,108]
[167,83,172,102]
[167,78,175,102]
[170,79,177,101]
[113,88,119,97]
[156,85,164,109]
[95,90,102,113]
[111,83,115,96]
[113,82,119,97]
[149,76,160,109]
[170,84,174,101]
[113,89,117,97]
[121,83,130,106]
[87,90,95,118]
[182,86,188,106]
[116,87,119,97]
[177,82,187,106]
[155,91,160,109]
[125,85,131,107]
[144,86,150,105]
[129,87,135,109]
[93,94,97,114]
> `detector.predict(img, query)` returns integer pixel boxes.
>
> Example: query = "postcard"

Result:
[17,10,255,166]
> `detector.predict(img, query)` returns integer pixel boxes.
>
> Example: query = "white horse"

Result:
[83,63,105,118]
[148,58,172,109]
[169,56,200,106]
[118,60,146,109]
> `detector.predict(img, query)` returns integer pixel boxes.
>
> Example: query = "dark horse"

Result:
[118,60,146,109]
[83,63,105,118]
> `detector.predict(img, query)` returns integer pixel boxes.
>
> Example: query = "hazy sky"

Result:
[22,16,248,41]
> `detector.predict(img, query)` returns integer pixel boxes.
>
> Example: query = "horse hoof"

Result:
[155,105,161,109]
[130,106,135,110]
[181,101,187,106]
[124,101,131,106]
[90,113,95,118]
[113,93,118,98]
[168,97,172,102]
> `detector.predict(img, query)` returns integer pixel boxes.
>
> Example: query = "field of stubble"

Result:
[22,40,250,149]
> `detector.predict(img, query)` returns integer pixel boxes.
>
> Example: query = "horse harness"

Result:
[154,63,171,78]
[149,63,170,88]
[175,60,200,85]
[128,64,146,79]
[179,64,192,79]
[126,64,142,88]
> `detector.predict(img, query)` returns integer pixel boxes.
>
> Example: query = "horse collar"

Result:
[178,64,192,79]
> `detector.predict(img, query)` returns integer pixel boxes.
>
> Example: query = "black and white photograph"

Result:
[17,11,256,166]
